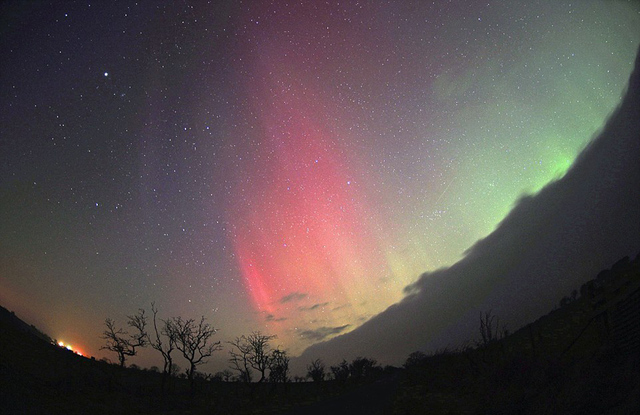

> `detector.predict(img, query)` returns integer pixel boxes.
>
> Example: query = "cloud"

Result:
[294,45,640,368]
[279,292,308,303]
[265,314,287,322]
[331,303,351,312]
[300,325,351,342]
[299,302,330,312]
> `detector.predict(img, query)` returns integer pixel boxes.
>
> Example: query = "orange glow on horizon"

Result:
[56,340,84,356]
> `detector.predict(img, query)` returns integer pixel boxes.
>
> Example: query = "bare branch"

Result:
[100,309,147,367]
[168,315,221,387]
[127,308,148,348]
[228,336,254,382]
[149,302,176,381]
[228,331,276,383]
[478,310,507,347]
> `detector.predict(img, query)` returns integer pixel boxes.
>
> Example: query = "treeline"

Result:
[100,303,293,391]
[100,305,504,392]
[97,252,639,410]
[96,293,554,387]
[100,302,393,391]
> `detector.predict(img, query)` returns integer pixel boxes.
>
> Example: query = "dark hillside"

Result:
[0,305,53,344]
[0,307,392,414]
[2,254,639,414]
[395,253,640,414]
[1,307,134,414]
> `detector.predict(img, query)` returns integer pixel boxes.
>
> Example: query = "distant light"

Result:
[58,340,83,356]
[104,72,109,77]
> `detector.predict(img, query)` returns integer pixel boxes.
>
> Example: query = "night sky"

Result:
[1,1,639,372]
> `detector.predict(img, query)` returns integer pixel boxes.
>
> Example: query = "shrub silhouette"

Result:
[306,358,326,382]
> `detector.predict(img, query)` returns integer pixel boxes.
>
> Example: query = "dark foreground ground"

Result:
[2,255,639,414]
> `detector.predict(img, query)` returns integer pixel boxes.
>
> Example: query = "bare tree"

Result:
[228,336,253,383]
[330,359,350,382]
[247,331,276,382]
[168,316,221,389]
[478,310,506,347]
[101,309,147,367]
[306,358,326,382]
[228,331,276,382]
[148,302,176,391]
[269,348,290,383]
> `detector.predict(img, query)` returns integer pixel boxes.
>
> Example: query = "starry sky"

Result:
[1,1,639,372]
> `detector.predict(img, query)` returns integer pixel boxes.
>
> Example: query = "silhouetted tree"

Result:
[478,310,505,347]
[193,371,212,381]
[307,358,326,382]
[101,309,148,367]
[269,348,290,383]
[148,302,176,392]
[228,336,254,382]
[229,331,276,382]
[349,356,380,379]
[248,331,276,382]
[212,369,234,382]
[404,351,428,369]
[168,316,221,390]
[330,359,350,382]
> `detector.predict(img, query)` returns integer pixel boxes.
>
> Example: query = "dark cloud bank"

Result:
[294,46,640,370]
[279,292,308,303]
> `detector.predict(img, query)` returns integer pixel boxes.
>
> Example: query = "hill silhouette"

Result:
[0,305,53,344]
[295,44,640,370]
[2,254,639,413]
